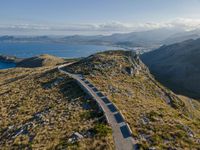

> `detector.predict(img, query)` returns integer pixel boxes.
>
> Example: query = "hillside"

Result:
[163,29,200,45]
[16,54,65,68]
[0,66,114,149]
[141,38,200,99]
[1,50,200,149]
[64,50,200,149]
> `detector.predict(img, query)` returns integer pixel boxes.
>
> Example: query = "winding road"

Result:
[58,64,137,150]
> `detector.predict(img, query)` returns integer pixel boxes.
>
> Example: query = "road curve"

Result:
[58,64,137,150]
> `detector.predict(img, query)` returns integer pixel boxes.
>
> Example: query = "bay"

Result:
[0,61,16,70]
[0,42,121,58]
[0,42,122,69]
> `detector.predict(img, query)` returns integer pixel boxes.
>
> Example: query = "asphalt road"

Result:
[58,64,137,150]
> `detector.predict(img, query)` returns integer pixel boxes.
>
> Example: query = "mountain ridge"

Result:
[64,50,200,149]
[0,27,186,50]
[0,50,200,149]
[141,38,200,99]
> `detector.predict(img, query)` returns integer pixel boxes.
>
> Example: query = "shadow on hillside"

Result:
[149,71,200,100]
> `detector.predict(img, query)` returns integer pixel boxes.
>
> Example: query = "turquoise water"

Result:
[0,61,16,70]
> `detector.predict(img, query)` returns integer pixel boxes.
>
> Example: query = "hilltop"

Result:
[0,54,65,68]
[141,38,200,99]
[1,50,200,149]
[16,54,65,68]
[65,50,200,149]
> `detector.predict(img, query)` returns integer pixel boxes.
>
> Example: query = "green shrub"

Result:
[94,124,112,137]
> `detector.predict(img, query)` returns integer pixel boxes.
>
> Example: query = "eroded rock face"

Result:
[121,66,138,76]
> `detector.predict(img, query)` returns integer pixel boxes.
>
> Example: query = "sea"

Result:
[0,61,16,70]
[0,42,122,69]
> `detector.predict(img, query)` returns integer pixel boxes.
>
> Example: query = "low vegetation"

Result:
[0,66,114,149]
[1,50,200,149]
[94,124,112,137]
[16,54,65,68]
[66,50,200,149]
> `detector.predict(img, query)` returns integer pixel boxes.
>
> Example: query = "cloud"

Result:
[0,22,135,35]
[1,18,200,35]
[169,18,200,30]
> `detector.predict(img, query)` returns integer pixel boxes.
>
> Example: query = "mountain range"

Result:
[141,38,200,99]
[1,28,200,50]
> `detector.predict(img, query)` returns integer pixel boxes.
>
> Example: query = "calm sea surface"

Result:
[0,42,121,69]
[0,42,121,58]
[0,61,16,70]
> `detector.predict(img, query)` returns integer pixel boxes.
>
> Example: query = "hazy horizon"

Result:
[1,0,200,35]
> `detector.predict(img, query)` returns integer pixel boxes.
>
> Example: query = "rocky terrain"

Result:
[65,50,200,149]
[0,66,114,149]
[1,50,200,149]
[141,38,200,99]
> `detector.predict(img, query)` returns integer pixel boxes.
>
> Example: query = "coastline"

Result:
[0,61,16,69]
[0,55,22,63]
[0,55,21,69]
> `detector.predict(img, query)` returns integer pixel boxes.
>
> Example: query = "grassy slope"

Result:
[16,54,65,68]
[0,66,114,150]
[67,50,200,149]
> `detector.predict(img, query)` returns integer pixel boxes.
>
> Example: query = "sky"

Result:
[1,0,200,35]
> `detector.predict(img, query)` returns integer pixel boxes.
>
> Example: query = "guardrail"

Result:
[58,65,137,150]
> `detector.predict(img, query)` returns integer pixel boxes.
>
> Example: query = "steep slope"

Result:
[1,50,200,149]
[163,29,200,45]
[16,54,64,68]
[0,66,114,149]
[141,38,200,99]
[65,50,200,149]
